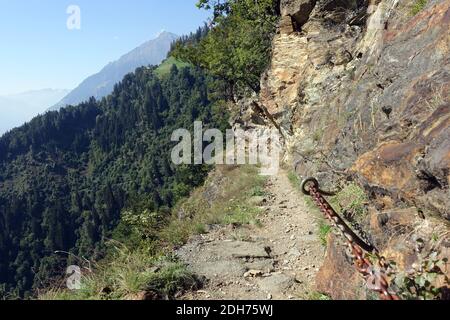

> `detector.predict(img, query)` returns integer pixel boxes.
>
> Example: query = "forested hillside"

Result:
[50,32,178,111]
[0,65,228,298]
[0,0,281,299]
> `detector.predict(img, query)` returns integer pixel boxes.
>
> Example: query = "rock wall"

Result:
[250,0,449,299]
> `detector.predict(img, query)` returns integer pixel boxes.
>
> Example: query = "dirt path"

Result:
[177,170,325,300]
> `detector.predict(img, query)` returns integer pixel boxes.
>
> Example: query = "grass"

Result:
[318,221,332,247]
[297,180,367,219]
[39,165,266,301]
[194,222,207,235]
[43,165,357,300]
[154,56,191,78]
[145,262,200,298]
[287,171,332,246]
[307,291,332,300]
[313,129,324,142]
[160,165,267,246]
[287,170,300,188]
[410,0,428,16]
[288,171,368,247]
[250,185,269,197]
[287,172,334,247]
[315,182,368,246]
[222,204,263,227]
[425,86,446,112]
[39,246,199,300]
[329,182,368,218]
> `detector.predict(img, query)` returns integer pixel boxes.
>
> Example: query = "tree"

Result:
[0,64,229,297]
[173,0,280,98]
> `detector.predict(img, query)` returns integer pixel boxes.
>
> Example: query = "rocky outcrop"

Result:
[260,0,450,217]
[316,233,367,300]
[280,0,317,33]
[260,0,450,215]
[252,0,449,299]
[177,171,324,300]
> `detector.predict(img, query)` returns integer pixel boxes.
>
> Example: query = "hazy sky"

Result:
[0,0,210,95]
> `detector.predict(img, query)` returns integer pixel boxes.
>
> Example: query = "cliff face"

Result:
[249,0,449,299]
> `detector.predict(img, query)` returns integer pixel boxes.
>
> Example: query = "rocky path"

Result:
[177,171,325,300]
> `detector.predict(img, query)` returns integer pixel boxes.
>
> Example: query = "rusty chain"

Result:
[301,177,400,300]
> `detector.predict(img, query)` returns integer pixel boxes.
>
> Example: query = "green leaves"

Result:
[174,0,279,98]
[0,64,229,297]
[410,0,428,16]
[390,249,449,300]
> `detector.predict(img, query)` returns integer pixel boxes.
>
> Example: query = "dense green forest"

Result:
[0,65,228,298]
[172,0,279,98]
[0,0,280,299]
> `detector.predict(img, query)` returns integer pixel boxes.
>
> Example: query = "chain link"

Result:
[301,178,400,300]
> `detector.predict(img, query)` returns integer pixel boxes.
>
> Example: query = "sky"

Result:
[0,0,211,95]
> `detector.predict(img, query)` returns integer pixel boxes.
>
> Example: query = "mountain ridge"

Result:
[49,31,178,111]
[0,89,70,136]
[0,64,228,298]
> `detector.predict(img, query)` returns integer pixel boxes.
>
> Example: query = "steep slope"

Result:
[0,65,227,298]
[179,169,324,300]
[0,89,69,135]
[237,0,449,299]
[50,32,178,110]
[260,0,449,220]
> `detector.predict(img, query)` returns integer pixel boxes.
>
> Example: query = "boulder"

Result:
[315,234,366,300]
[280,0,317,32]
[257,273,295,293]
[246,0,450,299]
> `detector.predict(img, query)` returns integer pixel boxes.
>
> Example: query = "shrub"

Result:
[410,0,428,16]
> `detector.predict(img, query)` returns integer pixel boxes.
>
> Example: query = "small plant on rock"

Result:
[318,221,332,247]
[410,0,428,16]
[390,250,449,300]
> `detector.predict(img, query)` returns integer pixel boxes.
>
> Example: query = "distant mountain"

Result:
[50,31,178,111]
[0,89,70,136]
[0,64,228,297]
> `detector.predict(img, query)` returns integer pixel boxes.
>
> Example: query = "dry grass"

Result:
[410,0,428,16]
[40,165,267,300]
[160,165,267,246]
[39,245,199,300]
[425,85,446,112]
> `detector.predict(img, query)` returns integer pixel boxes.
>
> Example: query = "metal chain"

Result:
[301,178,400,300]
[342,210,374,248]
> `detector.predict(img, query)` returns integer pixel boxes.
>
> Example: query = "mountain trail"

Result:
[177,170,325,300]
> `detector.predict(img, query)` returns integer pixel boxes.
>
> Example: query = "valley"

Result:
[0,0,449,301]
